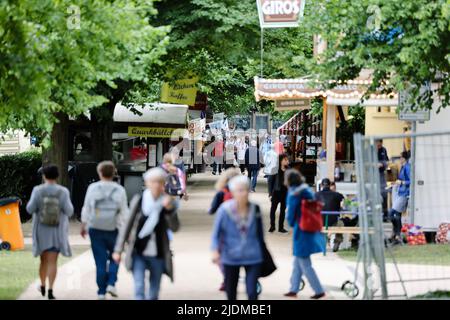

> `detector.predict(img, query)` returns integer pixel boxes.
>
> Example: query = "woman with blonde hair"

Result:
[208,167,241,291]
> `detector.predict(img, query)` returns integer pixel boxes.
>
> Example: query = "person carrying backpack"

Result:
[283,169,326,299]
[80,161,129,300]
[161,153,187,200]
[26,164,74,300]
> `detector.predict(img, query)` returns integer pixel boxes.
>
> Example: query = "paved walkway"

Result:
[19,172,360,300]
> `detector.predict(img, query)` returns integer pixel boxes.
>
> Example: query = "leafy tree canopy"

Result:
[145,0,314,116]
[0,0,168,144]
[303,0,450,111]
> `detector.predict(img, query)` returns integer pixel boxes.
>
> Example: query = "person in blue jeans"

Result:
[283,169,326,299]
[245,140,263,192]
[81,161,129,300]
[113,167,180,300]
[211,175,263,300]
[389,151,411,245]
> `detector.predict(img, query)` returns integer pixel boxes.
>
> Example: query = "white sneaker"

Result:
[106,285,118,297]
[98,294,106,300]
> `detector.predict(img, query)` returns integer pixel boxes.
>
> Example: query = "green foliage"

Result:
[0,245,89,299]
[0,0,168,145]
[304,0,450,111]
[0,150,42,221]
[149,0,314,115]
[337,106,366,142]
[339,244,450,265]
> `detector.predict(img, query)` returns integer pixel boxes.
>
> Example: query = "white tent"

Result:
[113,102,188,125]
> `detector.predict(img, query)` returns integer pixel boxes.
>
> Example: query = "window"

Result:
[113,137,148,172]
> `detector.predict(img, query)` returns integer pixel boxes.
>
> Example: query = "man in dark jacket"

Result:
[268,154,289,233]
[245,140,263,192]
[315,178,345,252]
[376,139,389,221]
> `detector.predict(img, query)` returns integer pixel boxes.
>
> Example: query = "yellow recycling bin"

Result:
[0,197,24,251]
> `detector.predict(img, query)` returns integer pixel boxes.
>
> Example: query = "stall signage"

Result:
[256,0,305,28]
[128,126,181,138]
[161,78,198,106]
[208,121,223,135]
[213,113,225,122]
[188,118,206,140]
[398,107,430,122]
[275,99,311,111]
[148,144,157,167]
[398,85,431,122]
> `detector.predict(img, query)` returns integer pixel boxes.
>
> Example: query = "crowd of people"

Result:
[25,134,410,301]
[26,150,185,300]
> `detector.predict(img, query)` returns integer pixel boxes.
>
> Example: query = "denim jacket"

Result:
[398,162,411,197]
[211,200,263,266]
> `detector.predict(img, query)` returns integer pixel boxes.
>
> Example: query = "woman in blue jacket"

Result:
[284,169,326,299]
[211,175,264,300]
[389,151,411,245]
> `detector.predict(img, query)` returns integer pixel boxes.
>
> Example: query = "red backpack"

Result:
[299,200,324,232]
[296,185,324,232]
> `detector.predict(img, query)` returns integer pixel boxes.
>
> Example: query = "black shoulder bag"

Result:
[254,204,277,278]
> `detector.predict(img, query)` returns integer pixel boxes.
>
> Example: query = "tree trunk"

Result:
[91,102,115,161]
[42,113,69,187]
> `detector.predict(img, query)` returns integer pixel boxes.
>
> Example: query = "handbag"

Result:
[254,205,277,277]
[299,199,324,232]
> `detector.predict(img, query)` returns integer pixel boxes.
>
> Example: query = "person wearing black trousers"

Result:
[376,139,389,221]
[268,154,290,233]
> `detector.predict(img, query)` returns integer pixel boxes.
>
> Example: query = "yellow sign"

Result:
[161,78,198,105]
[128,126,182,138]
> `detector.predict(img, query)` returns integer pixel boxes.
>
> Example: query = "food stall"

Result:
[277,110,322,185]
[112,103,188,200]
[254,72,398,194]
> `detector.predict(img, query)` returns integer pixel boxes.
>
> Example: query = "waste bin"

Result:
[0,197,24,251]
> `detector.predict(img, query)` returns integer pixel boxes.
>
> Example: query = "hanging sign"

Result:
[213,113,225,122]
[398,106,430,122]
[188,118,206,140]
[256,0,306,28]
[208,121,222,135]
[398,84,431,122]
[148,144,157,167]
[275,99,311,111]
[128,126,182,138]
[161,78,198,106]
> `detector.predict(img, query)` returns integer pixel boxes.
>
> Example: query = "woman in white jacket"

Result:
[235,138,248,174]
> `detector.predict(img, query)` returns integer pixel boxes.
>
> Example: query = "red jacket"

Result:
[213,141,224,157]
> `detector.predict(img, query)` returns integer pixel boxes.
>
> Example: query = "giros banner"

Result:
[256,0,306,28]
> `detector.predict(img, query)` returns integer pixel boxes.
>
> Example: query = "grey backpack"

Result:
[91,187,120,231]
[40,190,62,226]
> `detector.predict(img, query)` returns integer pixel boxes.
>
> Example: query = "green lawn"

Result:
[337,244,450,266]
[0,245,89,300]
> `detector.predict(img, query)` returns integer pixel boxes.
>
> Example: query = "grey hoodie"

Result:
[81,181,129,231]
